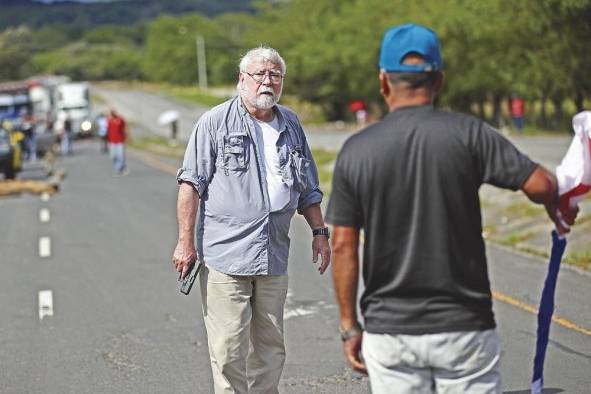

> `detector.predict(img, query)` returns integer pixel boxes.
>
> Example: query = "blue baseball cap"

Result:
[379,23,443,73]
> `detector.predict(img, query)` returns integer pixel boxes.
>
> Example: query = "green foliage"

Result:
[30,25,71,51]
[83,24,147,47]
[143,13,246,85]
[3,0,590,125]
[33,42,144,81]
[0,26,35,81]
[0,0,254,31]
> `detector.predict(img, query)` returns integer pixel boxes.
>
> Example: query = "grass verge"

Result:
[97,81,226,108]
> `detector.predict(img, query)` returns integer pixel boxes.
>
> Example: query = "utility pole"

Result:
[195,35,208,91]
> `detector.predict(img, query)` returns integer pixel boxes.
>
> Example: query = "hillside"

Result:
[0,0,253,30]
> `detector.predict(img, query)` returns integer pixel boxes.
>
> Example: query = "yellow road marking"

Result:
[492,290,591,336]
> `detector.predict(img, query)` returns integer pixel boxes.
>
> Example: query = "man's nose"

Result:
[261,75,273,85]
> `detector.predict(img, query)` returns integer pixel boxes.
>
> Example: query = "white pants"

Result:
[199,265,289,394]
[362,329,502,394]
[109,142,126,172]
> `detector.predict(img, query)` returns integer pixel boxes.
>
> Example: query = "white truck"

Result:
[54,82,93,136]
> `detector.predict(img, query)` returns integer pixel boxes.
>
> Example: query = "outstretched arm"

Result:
[172,182,199,279]
[332,225,366,374]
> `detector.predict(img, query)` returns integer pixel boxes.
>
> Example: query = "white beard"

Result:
[255,93,277,109]
[241,85,282,110]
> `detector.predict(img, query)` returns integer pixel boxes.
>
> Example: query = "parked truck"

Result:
[54,82,93,136]
[0,81,29,178]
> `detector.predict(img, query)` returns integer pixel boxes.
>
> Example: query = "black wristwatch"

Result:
[312,226,330,239]
[339,324,363,342]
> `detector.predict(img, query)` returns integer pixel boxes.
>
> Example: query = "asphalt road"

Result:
[1,87,588,393]
[0,142,368,394]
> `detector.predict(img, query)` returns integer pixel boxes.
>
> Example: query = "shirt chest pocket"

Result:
[290,145,310,192]
[221,132,250,172]
[279,143,310,192]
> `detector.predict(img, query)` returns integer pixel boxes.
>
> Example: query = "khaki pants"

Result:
[199,265,289,394]
[362,329,502,394]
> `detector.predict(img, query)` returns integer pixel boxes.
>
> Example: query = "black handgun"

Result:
[179,262,201,295]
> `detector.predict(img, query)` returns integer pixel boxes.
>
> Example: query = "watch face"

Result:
[340,327,362,341]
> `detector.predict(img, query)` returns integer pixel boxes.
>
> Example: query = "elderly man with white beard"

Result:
[172,46,331,394]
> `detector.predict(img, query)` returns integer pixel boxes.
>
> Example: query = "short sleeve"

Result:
[473,123,537,190]
[325,145,362,228]
[176,116,216,197]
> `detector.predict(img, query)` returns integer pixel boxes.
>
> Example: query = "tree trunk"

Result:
[541,95,548,129]
[574,91,584,113]
[478,100,486,121]
[552,96,563,128]
[492,94,502,127]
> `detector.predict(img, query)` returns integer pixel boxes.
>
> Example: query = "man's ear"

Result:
[433,71,444,95]
[379,72,390,98]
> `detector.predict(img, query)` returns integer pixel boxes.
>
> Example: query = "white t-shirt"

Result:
[253,117,290,212]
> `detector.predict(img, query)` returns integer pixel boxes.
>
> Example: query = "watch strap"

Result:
[339,324,363,341]
[312,226,330,238]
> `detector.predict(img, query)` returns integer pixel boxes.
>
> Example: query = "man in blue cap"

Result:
[326,23,577,393]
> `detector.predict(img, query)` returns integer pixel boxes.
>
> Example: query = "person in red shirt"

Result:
[107,108,128,175]
[510,95,525,133]
[349,99,368,126]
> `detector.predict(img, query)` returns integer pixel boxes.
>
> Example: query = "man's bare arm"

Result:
[332,225,366,374]
[172,182,199,278]
[301,203,331,274]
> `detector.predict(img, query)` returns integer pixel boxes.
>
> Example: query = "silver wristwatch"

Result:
[339,324,363,341]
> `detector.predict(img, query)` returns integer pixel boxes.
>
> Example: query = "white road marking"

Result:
[284,307,317,320]
[284,288,324,320]
[39,208,50,223]
[39,237,51,258]
[40,192,50,202]
[38,290,54,320]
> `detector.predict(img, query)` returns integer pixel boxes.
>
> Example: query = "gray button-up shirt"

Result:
[177,96,323,276]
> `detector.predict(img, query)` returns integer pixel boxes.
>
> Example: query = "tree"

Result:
[0,26,35,81]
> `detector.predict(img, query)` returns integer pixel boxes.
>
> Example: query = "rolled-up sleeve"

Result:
[176,115,216,197]
[297,133,323,214]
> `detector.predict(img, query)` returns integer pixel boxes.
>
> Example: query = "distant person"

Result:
[511,94,525,133]
[96,112,108,153]
[349,99,368,126]
[22,113,37,161]
[59,112,73,156]
[107,109,127,175]
[171,119,178,142]
[172,46,330,394]
[326,23,579,394]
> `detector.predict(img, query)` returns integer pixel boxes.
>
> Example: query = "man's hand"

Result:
[521,166,580,235]
[312,235,331,274]
[549,203,579,235]
[343,333,367,375]
[172,241,197,279]
[301,203,331,274]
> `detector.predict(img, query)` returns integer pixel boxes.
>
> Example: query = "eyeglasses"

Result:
[243,71,284,84]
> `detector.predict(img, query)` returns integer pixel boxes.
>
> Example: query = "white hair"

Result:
[239,46,286,75]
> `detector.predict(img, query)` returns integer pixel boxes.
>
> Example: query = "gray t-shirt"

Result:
[326,105,537,335]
